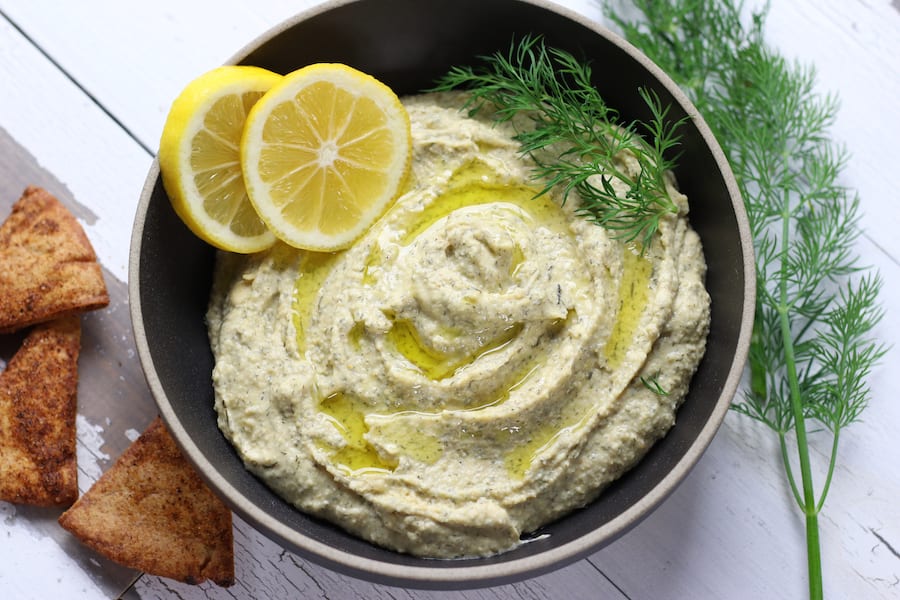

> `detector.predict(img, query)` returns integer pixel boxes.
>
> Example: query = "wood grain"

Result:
[0,0,898,598]
[0,127,155,597]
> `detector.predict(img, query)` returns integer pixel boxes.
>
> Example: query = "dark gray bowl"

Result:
[130,0,754,589]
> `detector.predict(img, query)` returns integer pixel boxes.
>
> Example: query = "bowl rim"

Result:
[129,0,754,588]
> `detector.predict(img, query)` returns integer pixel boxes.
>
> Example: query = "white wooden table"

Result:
[1,1,898,598]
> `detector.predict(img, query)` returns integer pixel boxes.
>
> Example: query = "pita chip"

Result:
[0,315,80,506]
[58,417,235,587]
[0,186,109,333]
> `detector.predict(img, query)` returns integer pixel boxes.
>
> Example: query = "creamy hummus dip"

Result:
[207,93,710,558]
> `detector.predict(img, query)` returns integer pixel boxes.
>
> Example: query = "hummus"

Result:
[207,93,710,558]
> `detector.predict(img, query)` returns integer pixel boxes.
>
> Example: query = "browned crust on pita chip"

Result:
[0,186,109,333]
[58,417,235,587]
[0,316,80,506]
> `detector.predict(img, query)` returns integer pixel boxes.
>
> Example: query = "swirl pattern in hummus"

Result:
[207,93,710,558]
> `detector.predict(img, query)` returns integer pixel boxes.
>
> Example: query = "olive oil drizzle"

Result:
[504,414,591,480]
[297,161,652,478]
[291,250,341,353]
[505,245,651,479]
[387,320,523,380]
[316,355,546,474]
[604,243,653,369]
[317,392,398,474]
[400,162,570,247]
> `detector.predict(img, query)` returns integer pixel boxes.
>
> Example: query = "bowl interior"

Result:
[131,0,752,589]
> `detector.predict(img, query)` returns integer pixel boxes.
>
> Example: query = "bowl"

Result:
[130,0,754,589]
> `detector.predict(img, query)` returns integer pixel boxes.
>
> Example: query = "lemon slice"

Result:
[240,63,412,251]
[159,65,281,253]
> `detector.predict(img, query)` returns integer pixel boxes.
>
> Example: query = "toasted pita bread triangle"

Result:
[0,186,109,333]
[0,316,80,506]
[58,417,235,587]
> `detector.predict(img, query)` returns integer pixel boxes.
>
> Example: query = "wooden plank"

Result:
[762,0,900,261]
[0,2,625,598]
[0,10,156,596]
[0,5,623,598]
[0,0,614,155]
[1,0,898,598]
[0,123,152,600]
[3,0,898,262]
[592,277,900,598]
[0,13,152,283]
[135,517,627,599]
[585,3,900,595]
[0,0,321,153]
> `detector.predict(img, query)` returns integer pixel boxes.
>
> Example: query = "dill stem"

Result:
[777,431,803,507]
[778,193,823,600]
[779,300,824,600]
[816,430,840,514]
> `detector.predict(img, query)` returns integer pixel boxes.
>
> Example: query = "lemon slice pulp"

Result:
[241,63,412,251]
[159,65,281,253]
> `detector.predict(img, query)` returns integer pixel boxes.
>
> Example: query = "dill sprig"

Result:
[431,35,685,248]
[605,1,886,598]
